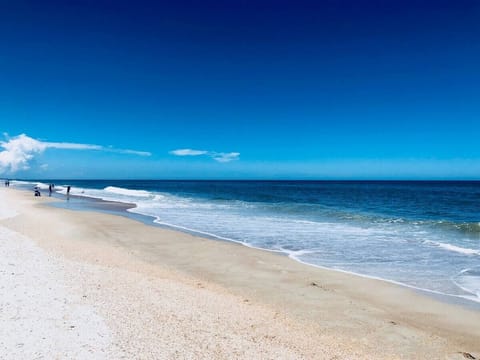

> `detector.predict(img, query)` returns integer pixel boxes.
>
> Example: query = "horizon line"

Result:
[5,178,480,182]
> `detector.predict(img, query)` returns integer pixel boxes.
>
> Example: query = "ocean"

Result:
[13,180,480,305]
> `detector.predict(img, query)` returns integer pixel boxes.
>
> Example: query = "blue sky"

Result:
[1,0,479,179]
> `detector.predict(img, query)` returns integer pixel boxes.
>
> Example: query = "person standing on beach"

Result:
[49,184,52,197]
[67,186,71,200]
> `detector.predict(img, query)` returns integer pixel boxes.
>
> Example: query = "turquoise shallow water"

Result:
[14,180,480,304]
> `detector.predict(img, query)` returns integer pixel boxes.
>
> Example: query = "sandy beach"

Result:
[1,186,479,359]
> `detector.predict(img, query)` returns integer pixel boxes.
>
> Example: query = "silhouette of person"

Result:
[49,184,52,197]
[67,186,71,200]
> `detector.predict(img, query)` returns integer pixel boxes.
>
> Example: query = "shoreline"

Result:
[48,187,480,311]
[12,180,480,311]
[2,186,480,358]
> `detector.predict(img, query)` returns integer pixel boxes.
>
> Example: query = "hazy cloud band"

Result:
[0,133,151,173]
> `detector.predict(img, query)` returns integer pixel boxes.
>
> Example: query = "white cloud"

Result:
[170,148,240,163]
[44,142,103,151]
[112,149,152,156]
[169,149,209,156]
[210,152,240,163]
[0,133,151,174]
[0,134,46,173]
[46,142,150,156]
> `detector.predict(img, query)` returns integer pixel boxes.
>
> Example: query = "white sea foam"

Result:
[104,186,151,198]
[35,182,50,190]
[453,268,480,299]
[424,240,480,256]
[9,180,32,186]
[278,247,317,258]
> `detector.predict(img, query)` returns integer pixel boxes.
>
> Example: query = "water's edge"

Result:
[43,190,480,312]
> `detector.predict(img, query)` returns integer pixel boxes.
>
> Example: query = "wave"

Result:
[35,182,51,190]
[12,181,51,190]
[433,220,480,235]
[423,240,480,256]
[453,267,480,299]
[104,186,152,198]
[454,222,480,234]
[9,180,34,186]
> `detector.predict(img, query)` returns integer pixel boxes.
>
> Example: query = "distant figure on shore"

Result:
[34,186,41,197]
[49,184,52,197]
[4,180,9,187]
[67,186,71,200]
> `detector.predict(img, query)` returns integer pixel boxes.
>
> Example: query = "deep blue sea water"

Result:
[14,180,480,304]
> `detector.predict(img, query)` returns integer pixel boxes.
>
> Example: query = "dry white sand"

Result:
[0,195,114,359]
[1,187,479,359]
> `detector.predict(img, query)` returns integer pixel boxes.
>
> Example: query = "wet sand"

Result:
[1,187,479,359]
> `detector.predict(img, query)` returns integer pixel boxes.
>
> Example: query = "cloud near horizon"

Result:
[0,133,151,173]
[170,148,240,163]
